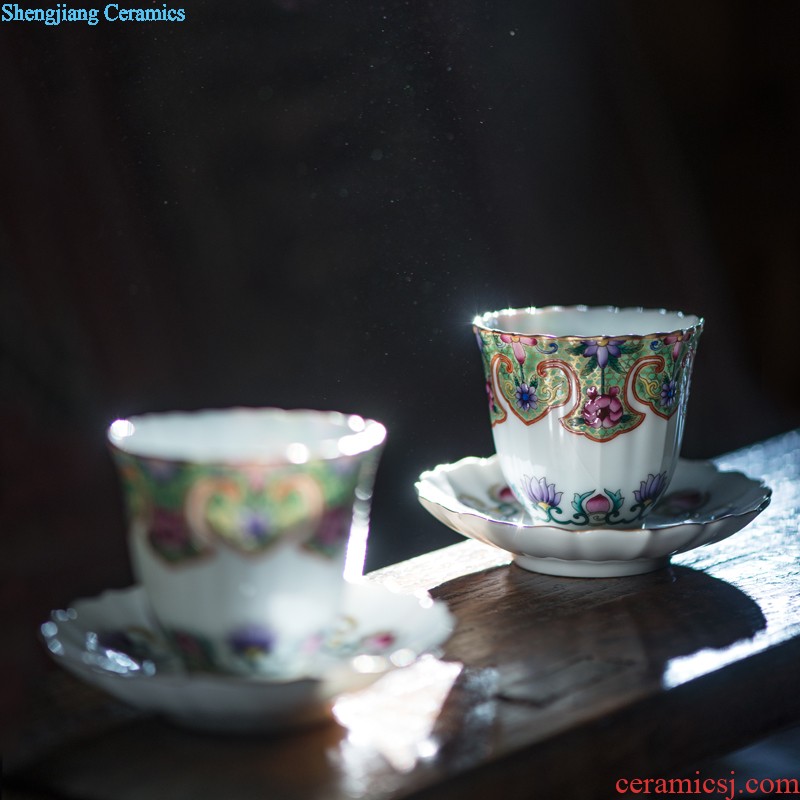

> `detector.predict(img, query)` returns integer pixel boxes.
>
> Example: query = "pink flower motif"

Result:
[500,334,537,366]
[362,631,397,652]
[485,379,495,413]
[664,333,684,360]
[659,489,708,516]
[173,631,205,658]
[148,507,193,555]
[582,386,623,429]
[241,465,267,490]
[314,506,351,548]
[585,494,611,515]
[305,506,351,558]
[301,633,324,655]
[496,485,516,503]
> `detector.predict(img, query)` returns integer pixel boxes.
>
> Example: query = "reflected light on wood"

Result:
[331,655,463,774]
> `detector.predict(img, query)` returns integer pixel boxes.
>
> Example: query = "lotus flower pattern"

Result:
[523,475,563,521]
[228,625,275,659]
[633,472,668,508]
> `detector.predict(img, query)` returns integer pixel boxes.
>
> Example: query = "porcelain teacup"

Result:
[107,407,386,676]
[473,306,703,528]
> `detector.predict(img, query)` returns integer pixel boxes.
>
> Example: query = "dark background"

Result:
[1,0,798,752]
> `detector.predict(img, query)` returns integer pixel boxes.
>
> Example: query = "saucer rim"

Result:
[41,581,455,688]
[415,455,772,534]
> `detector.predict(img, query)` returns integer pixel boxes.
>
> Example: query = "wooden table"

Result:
[7,430,800,799]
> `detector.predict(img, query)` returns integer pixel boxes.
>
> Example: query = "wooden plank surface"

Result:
[8,430,800,800]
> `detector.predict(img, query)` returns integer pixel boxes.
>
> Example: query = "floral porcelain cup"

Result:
[107,408,386,676]
[473,306,703,528]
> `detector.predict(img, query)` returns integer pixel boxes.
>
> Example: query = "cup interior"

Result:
[474,306,702,338]
[108,408,386,464]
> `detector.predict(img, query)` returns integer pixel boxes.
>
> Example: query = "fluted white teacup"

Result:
[108,407,386,676]
[473,306,703,528]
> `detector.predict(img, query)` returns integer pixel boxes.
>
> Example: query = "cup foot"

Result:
[513,553,668,578]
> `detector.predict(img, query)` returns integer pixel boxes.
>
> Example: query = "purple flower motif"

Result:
[633,472,668,506]
[228,625,275,657]
[661,379,677,407]
[583,338,623,369]
[240,508,272,545]
[143,458,179,481]
[582,386,623,429]
[515,382,537,411]
[525,476,563,511]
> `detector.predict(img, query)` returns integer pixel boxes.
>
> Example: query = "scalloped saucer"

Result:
[416,457,771,578]
[40,581,454,733]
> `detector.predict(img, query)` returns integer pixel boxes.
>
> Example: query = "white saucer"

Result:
[416,457,771,578]
[40,582,454,733]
